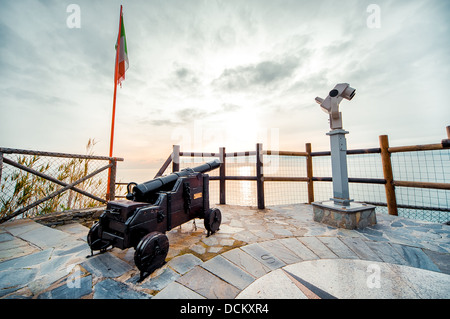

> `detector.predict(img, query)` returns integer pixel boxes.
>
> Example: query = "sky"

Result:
[1,0,449,179]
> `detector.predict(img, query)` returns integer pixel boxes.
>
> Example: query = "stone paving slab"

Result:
[221,248,271,278]
[53,242,90,257]
[175,266,240,299]
[93,278,151,299]
[56,223,90,241]
[167,253,203,275]
[258,240,302,264]
[297,237,338,259]
[340,237,383,262]
[140,267,180,291]
[364,241,408,265]
[81,252,133,278]
[278,237,319,261]
[0,232,15,243]
[240,243,286,270]
[201,255,255,290]
[0,267,38,297]
[422,249,450,274]
[0,236,40,262]
[38,275,92,299]
[0,248,53,271]
[7,221,72,250]
[152,282,205,299]
[236,268,308,299]
[391,244,441,272]
[2,219,42,237]
[36,254,74,288]
[318,237,359,259]
[361,214,450,253]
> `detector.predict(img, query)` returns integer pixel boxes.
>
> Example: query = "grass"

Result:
[0,139,109,219]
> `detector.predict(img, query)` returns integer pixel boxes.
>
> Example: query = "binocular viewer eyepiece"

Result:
[315,83,356,130]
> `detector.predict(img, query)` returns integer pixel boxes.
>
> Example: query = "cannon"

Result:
[87,159,221,280]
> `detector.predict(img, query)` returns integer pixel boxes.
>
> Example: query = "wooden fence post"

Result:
[306,143,314,204]
[172,145,180,172]
[379,135,398,215]
[219,147,226,205]
[443,125,450,148]
[256,143,265,209]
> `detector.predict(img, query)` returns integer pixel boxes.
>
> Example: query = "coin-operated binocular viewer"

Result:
[315,83,355,205]
[313,83,376,229]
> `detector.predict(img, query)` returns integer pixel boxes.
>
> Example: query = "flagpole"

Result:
[107,5,123,200]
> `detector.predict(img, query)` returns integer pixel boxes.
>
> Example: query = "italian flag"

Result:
[115,5,128,87]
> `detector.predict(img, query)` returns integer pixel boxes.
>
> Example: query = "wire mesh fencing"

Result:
[263,154,308,205]
[392,150,449,183]
[0,147,121,222]
[166,140,449,223]
[179,154,308,206]
[313,153,388,214]
[222,156,256,206]
[391,149,450,222]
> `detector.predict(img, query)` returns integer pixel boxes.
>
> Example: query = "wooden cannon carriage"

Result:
[87,160,222,280]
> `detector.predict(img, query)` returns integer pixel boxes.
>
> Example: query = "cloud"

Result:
[173,66,200,86]
[175,103,243,124]
[221,103,240,112]
[285,73,330,96]
[143,119,179,127]
[3,87,72,106]
[176,107,205,123]
[212,56,300,91]
[138,102,243,129]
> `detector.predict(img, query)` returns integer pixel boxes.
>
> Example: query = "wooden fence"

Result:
[0,148,123,223]
[148,126,450,218]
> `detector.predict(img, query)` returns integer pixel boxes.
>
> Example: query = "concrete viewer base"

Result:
[312,201,376,229]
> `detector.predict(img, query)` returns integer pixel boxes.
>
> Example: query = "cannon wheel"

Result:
[204,208,221,237]
[87,222,110,254]
[134,231,169,281]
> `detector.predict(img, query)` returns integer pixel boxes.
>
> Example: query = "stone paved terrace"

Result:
[0,204,449,299]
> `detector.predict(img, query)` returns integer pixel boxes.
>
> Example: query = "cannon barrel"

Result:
[128,159,220,201]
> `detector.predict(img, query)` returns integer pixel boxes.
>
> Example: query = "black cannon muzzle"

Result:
[127,159,220,202]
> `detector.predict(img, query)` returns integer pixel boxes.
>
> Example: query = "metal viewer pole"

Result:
[315,83,356,206]
[327,129,352,206]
